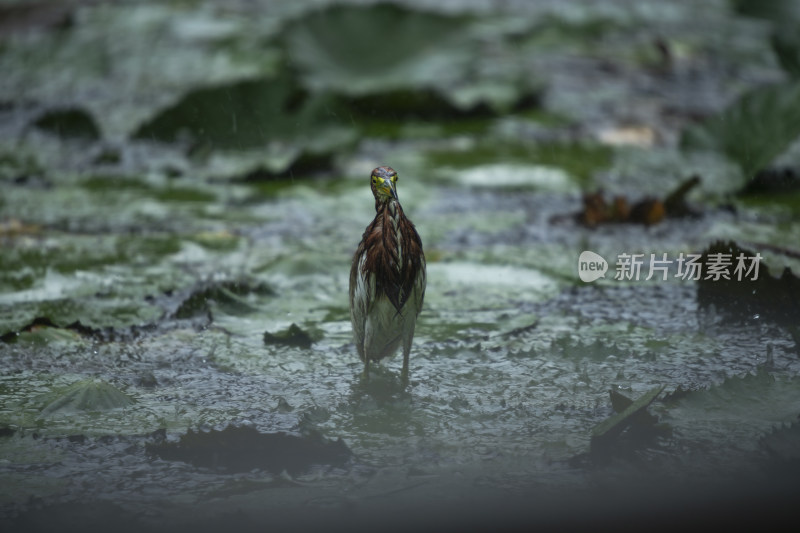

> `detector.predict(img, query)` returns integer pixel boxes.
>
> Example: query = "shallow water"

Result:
[2,179,799,530]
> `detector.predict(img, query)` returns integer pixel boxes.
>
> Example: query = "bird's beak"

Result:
[379,178,398,200]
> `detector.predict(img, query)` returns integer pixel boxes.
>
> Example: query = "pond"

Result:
[1,1,800,531]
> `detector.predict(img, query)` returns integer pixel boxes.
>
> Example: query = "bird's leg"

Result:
[401,350,409,385]
[363,357,370,381]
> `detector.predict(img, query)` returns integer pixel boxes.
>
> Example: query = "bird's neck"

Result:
[375,198,400,217]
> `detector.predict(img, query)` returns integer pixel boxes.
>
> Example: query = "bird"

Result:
[349,166,426,383]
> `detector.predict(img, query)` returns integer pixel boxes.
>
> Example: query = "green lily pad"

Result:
[697,240,800,326]
[731,0,800,21]
[132,75,355,176]
[32,107,101,140]
[445,163,577,192]
[133,76,338,148]
[590,385,665,449]
[772,24,800,78]
[664,368,800,443]
[1,322,85,346]
[427,141,612,187]
[174,279,275,320]
[680,81,800,180]
[281,3,473,96]
[760,421,800,465]
[0,298,165,337]
[0,232,196,336]
[263,323,319,349]
[280,3,540,114]
[146,425,351,474]
[342,89,495,122]
[40,378,135,416]
[731,0,800,77]
[0,3,284,137]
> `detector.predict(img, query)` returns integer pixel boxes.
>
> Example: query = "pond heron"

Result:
[349,166,426,382]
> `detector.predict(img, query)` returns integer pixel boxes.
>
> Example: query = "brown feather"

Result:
[357,200,424,312]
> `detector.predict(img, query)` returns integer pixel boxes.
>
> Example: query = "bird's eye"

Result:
[391,174,398,183]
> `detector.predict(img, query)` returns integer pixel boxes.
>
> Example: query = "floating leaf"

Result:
[2,322,84,346]
[40,379,134,416]
[132,74,355,176]
[739,166,800,194]
[32,107,101,140]
[731,0,800,21]
[680,81,800,180]
[342,89,493,121]
[146,425,351,474]
[263,323,318,349]
[697,240,800,325]
[173,279,274,320]
[280,3,540,115]
[0,3,286,137]
[281,3,473,96]
[133,76,345,148]
[760,421,800,466]
[453,164,575,192]
[427,141,612,187]
[731,0,800,77]
[664,369,800,444]
[590,385,665,452]
[772,25,800,78]
[0,298,165,338]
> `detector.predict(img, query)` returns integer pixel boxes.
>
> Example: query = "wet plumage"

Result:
[349,166,426,381]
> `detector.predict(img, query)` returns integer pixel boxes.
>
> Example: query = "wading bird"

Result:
[349,166,426,382]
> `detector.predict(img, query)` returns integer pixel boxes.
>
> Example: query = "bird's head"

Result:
[370,166,398,204]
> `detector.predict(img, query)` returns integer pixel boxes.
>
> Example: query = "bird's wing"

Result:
[412,255,426,317]
[349,252,375,356]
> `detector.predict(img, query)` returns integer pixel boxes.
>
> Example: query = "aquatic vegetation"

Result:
[0,0,799,530]
[40,379,135,416]
[681,81,800,180]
